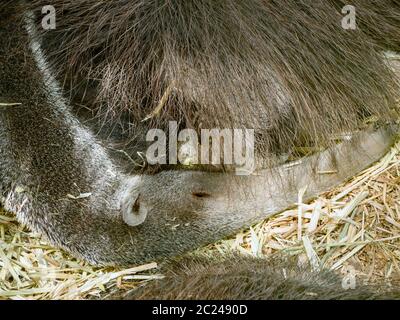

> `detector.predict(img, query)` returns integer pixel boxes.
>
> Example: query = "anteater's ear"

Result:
[120,179,149,227]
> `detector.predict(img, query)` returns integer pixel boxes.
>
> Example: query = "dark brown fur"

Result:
[120,254,400,300]
[24,0,399,163]
[333,0,400,52]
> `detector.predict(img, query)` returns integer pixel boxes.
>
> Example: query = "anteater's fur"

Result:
[333,0,400,52]
[122,254,400,300]
[23,0,399,163]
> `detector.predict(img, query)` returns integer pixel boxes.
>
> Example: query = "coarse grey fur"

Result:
[121,254,400,300]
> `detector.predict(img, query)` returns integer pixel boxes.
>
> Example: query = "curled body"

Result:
[0,0,399,298]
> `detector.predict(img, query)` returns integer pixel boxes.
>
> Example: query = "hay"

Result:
[0,214,162,300]
[212,139,400,285]
[1,139,400,299]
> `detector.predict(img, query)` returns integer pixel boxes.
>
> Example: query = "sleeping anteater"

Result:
[0,0,399,298]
